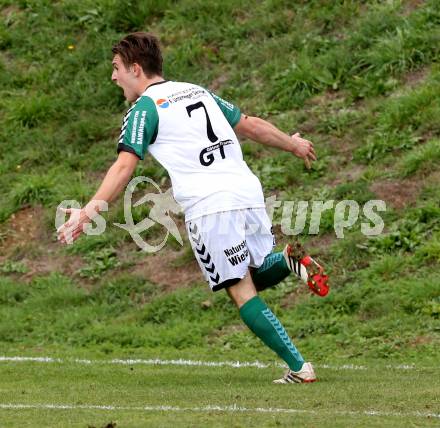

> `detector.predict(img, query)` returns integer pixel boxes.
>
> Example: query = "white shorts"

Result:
[186,208,275,291]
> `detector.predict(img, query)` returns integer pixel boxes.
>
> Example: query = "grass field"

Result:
[1,0,440,426]
[1,357,439,427]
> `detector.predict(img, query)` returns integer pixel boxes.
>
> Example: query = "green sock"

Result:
[239,296,304,371]
[251,252,290,291]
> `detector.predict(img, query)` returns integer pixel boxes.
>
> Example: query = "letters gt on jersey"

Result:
[117,81,266,222]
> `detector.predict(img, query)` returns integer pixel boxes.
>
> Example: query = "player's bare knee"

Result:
[226,272,257,308]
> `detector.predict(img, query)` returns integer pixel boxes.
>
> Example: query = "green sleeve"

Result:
[117,96,159,160]
[208,90,241,128]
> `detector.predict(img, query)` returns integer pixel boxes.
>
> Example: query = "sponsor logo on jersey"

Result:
[212,93,235,111]
[130,111,140,145]
[156,98,170,108]
[136,111,147,145]
[169,88,205,103]
[199,139,233,166]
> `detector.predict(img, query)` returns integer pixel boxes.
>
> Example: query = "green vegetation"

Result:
[1,361,439,427]
[1,0,439,426]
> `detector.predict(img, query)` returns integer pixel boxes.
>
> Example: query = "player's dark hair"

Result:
[112,32,163,77]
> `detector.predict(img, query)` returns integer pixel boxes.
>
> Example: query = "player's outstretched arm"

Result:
[57,151,139,244]
[234,115,317,169]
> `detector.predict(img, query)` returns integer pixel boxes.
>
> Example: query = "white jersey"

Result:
[117,80,265,221]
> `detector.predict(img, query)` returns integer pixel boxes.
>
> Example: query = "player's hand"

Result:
[291,132,317,169]
[57,207,91,244]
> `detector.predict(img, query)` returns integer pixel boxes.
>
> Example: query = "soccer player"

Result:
[57,32,329,384]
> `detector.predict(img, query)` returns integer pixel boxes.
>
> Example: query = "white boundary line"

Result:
[0,403,439,419]
[0,356,436,371]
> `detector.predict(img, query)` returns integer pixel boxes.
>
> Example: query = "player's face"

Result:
[111,55,138,102]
